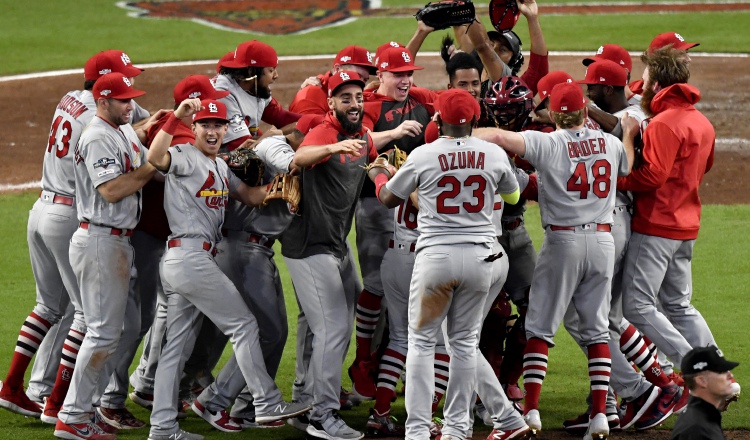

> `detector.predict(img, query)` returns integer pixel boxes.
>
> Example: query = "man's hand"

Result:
[395,120,423,138]
[329,139,365,157]
[300,76,322,89]
[237,138,259,151]
[174,98,204,119]
[621,112,639,142]
[518,0,538,19]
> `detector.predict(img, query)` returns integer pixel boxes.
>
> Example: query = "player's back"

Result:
[42,90,96,197]
[521,127,629,228]
[408,136,516,248]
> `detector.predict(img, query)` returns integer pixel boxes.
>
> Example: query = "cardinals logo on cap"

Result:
[596,46,604,54]
[339,72,351,81]
[366,51,373,63]
[120,53,132,66]
[208,103,219,113]
[674,33,685,42]
[123,77,132,87]
[401,51,411,63]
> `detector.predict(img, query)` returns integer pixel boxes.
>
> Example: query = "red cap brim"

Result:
[108,89,146,100]
[381,65,424,73]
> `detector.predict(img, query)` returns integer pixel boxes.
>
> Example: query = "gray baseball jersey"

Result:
[164,143,240,242]
[74,117,147,229]
[387,137,519,250]
[214,74,271,143]
[520,128,629,228]
[613,104,646,207]
[42,90,96,197]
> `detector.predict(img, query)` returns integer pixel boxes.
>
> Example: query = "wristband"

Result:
[163,113,181,136]
[374,173,389,202]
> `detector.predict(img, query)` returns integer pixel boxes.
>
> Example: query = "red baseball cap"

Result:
[93,72,146,100]
[376,47,423,73]
[582,44,632,73]
[375,41,405,64]
[328,70,366,97]
[223,40,278,68]
[173,75,230,105]
[216,51,235,73]
[84,50,143,81]
[549,82,586,113]
[648,32,699,53]
[436,89,480,125]
[577,60,628,87]
[192,99,229,123]
[296,114,324,134]
[534,70,574,112]
[334,46,376,73]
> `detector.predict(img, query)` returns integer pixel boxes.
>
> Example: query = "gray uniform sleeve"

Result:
[87,138,124,188]
[608,134,630,177]
[496,152,520,196]
[520,131,553,168]
[167,144,197,177]
[131,100,150,124]
[386,152,419,200]
[221,94,250,144]
[254,135,294,174]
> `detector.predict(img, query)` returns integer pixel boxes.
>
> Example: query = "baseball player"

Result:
[620,46,740,412]
[481,82,633,439]
[146,98,310,440]
[560,59,686,432]
[126,75,230,414]
[215,39,300,150]
[192,121,313,431]
[49,72,154,440]
[281,70,379,440]
[373,88,521,440]
[290,45,377,115]
[347,46,436,400]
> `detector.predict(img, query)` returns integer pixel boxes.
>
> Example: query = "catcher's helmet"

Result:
[484,76,534,131]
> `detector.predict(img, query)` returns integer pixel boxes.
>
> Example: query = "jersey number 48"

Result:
[566,160,611,199]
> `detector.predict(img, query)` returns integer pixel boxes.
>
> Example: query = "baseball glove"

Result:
[415,1,476,30]
[219,147,265,187]
[489,0,521,32]
[262,173,301,214]
[364,146,408,177]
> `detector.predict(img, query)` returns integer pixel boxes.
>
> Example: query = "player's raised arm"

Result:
[149,98,203,172]
[292,139,364,168]
[620,112,637,174]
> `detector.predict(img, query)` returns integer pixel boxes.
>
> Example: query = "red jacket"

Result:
[618,83,715,240]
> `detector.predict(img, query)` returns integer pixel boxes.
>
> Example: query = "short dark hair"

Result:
[445,52,482,83]
[683,372,700,391]
[219,66,264,83]
[84,79,96,91]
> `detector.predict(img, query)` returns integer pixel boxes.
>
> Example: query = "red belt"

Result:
[502,218,523,231]
[80,222,133,237]
[40,191,73,206]
[549,224,611,232]
[248,234,275,249]
[167,238,218,256]
[389,239,416,252]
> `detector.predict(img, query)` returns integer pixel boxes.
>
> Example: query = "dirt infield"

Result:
[3,54,748,203]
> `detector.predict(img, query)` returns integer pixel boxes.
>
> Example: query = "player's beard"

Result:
[335,108,363,135]
[254,84,272,99]
[640,82,656,117]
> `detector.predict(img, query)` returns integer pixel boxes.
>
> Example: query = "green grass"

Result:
[0,1,747,75]
[0,193,747,438]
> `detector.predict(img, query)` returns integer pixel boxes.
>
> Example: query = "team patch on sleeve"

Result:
[97,169,115,177]
[93,158,116,169]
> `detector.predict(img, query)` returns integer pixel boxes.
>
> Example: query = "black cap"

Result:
[681,346,739,374]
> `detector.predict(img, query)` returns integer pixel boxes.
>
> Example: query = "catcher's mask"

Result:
[484,76,534,131]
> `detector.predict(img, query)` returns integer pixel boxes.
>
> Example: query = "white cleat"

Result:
[583,413,609,440]
[523,409,541,437]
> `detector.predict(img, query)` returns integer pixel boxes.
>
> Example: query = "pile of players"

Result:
[0,1,740,439]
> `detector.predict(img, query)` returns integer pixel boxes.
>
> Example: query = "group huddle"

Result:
[0,1,741,440]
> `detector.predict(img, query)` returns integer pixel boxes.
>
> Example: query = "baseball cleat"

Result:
[147,428,205,440]
[96,406,146,430]
[230,416,285,429]
[0,380,43,418]
[129,390,154,410]
[287,411,310,431]
[347,360,377,400]
[619,384,660,429]
[306,412,364,440]
[634,383,678,430]
[523,409,541,437]
[673,384,690,414]
[255,400,311,423]
[41,397,61,425]
[502,383,524,402]
[485,425,531,440]
[191,400,241,433]
[53,419,116,440]
[365,409,405,437]
[583,413,609,440]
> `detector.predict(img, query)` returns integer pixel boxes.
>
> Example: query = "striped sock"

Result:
[432,347,450,413]
[620,324,670,387]
[46,328,85,408]
[354,290,382,362]
[588,343,612,417]
[522,337,549,412]
[374,347,406,415]
[4,312,51,388]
